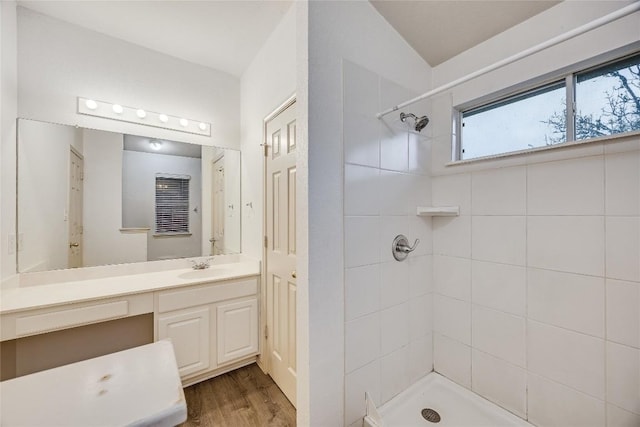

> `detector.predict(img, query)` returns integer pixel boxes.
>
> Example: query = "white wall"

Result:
[83,129,146,267]
[1,1,18,280]
[17,120,82,272]
[307,2,432,425]
[0,4,242,279]
[16,7,240,149]
[122,150,202,261]
[429,2,640,426]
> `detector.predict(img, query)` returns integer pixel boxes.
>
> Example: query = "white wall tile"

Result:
[472,350,526,418]
[472,216,526,265]
[380,80,414,173]
[471,166,526,215]
[528,320,605,398]
[345,360,380,426]
[472,261,525,316]
[379,216,410,263]
[433,294,471,344]
[606,217,640,282]
[345,312,380,373]
[409,216,432,256]
[433,216,471,258]
[381,303,410,355]
[380,260,409,309]
[345,264,381,322]
[343,60,380,168]
[380,124,408,173]
[434,255,471,301]
[472,306,525,367]
[527,216,605,276]
[408,174,432,215]
[605,150,640,216]
[607,279,640,348]
[527,156,604,215]
[409,255,432,297]
[409,133,431,176]
[408,333,433,383]
[409,293,432,341]
[379,170,410,216]
[528,268,604,337]
[606,342,640,415]
[607,404,640,427]
[527,373,605,427]
[345,164,380,216]
[432,173,471,215]
[434,333,471,388]
[380,345,410,403]
[345,216,381,268]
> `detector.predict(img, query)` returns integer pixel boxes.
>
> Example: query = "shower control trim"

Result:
[392,234,420,261]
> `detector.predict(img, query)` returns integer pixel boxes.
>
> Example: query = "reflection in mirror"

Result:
[17,119,240,273]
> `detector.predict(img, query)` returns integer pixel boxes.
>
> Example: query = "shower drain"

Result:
[421,408,441,423]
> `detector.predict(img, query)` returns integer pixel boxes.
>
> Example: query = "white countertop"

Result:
[0,340,187,427]
[0,260,260,315]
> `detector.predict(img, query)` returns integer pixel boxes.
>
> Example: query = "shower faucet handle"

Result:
[392,235,420,261]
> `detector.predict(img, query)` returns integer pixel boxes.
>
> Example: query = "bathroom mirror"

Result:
[17,118,241,273]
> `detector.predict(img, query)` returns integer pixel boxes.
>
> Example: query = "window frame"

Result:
[154,174,192,236]
[453,46,640,162]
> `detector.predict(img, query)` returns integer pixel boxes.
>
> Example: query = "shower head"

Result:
[400,112,429,132]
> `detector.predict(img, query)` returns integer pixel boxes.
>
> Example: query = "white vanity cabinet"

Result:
[157,306,211,378]
[154,276,259,383]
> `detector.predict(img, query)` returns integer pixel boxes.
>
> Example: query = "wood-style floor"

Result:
[181,364,296,427]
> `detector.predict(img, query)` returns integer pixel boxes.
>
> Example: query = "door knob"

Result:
[291,271,297,279]
[69,242,79,248]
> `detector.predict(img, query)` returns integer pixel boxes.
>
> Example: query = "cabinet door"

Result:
[216,298,258,365]
[158,306,210,378]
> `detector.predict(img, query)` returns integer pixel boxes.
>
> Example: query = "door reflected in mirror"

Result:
[17,118,240,273]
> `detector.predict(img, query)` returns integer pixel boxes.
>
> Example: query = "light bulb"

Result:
[112,104,124,114]
[179,118,189,127]
[85,99,98,110]
[198,123,207,131]
[158,114,168,123]
[136,109,146,119]
[149,140,162,150]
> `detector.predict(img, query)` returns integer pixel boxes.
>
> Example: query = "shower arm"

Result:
[376,2,640,119]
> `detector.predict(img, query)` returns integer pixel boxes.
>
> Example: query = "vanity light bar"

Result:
[77,97,211,137]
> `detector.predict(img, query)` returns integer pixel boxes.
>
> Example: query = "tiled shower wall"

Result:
[342,60,433,426]
[430,95,640,426]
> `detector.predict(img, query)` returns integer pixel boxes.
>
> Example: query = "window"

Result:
[457,52,640,160]
[155,175,190,234]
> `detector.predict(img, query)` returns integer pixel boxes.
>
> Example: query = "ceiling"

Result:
[18,0,562,75]
[124,134,202,158]
[370,0,561,66]
[17,0,292,77]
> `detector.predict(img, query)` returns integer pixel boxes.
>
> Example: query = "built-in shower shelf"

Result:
[416,206,460,217]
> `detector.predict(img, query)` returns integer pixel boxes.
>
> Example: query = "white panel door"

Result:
[211,156,225,255]
[157,306,210,378]
[68,149,83,268]
[216,298,259,365]
[265,100,297,406]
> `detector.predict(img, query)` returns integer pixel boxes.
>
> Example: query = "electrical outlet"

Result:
[8,234,16,255]
[18,233,24,252]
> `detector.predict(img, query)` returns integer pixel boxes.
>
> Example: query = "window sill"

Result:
[153,233,192,238]
[446,129,640,167]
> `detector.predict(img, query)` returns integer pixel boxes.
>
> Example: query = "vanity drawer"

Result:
[157,277,258,313]
[1,294,153,341]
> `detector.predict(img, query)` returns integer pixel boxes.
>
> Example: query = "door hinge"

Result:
[261,143,268,157]
[264,235,268,248]
[264,325,268,340]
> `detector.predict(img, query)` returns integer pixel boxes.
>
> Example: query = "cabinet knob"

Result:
[291,271,296,279]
